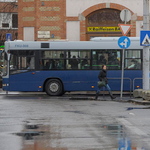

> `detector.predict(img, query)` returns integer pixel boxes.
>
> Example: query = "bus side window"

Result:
[107,52,120,70]
[66,50,90,70]
[125,50,142,70]
[92,50,121,70]
[125,59,141,70]
[40,51,64,70]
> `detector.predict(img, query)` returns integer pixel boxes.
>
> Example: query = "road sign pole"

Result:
[120,16,127,100]
[143,0,149,90]
[119,9,132,99]
[121,48,125,99]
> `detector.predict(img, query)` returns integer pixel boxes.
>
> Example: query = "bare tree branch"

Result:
[0,0,17,12]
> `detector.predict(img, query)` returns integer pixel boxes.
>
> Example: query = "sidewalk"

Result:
[0,88,149,105]
[69,94,131,102]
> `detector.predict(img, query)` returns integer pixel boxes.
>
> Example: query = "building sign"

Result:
[87,27,121,32]
[38,31,50,38]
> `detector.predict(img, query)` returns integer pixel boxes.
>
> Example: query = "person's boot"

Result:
[109,91,116,100]
[95,92,99,100]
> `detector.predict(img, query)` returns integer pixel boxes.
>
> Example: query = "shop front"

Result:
[86,8,130,40]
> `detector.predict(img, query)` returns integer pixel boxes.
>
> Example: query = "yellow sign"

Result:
[87,27,121,32]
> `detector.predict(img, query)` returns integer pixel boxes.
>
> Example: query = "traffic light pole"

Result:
[143,0,149,90]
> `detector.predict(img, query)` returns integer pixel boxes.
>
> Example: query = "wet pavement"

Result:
[0,94,149,150]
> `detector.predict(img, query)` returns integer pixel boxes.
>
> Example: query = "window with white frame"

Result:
[0,13,18,29]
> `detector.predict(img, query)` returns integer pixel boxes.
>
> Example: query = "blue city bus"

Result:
[2,37,142,95]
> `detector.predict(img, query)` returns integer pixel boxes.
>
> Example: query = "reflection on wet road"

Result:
[0,95,149,150]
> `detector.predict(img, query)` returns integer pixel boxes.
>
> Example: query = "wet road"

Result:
[0,94,150,150]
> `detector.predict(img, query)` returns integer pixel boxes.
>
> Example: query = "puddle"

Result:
[127,107,150,111]
[103,124,147,150]
[118,116,126,118]
[15,124,43,140]
[14,121,147,150]
[64,111,85,114]
[14,123,68,150]
[16,131,44,140]
[26,124,39,129]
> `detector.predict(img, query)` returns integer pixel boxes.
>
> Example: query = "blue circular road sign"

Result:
[118,36,131,49]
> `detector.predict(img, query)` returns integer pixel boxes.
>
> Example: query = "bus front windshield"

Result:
[9,50,35,74]
[2,52,8,76]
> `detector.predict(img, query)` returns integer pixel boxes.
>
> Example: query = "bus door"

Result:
[2,51,10,91]
[9,50,40,91]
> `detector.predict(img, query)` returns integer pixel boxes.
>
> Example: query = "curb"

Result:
[69,97,98,100]
[69,97,129,102]
[129,99,150,105]
[69,97,111,101]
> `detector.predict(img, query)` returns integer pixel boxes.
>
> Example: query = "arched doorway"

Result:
[86,8,130,40]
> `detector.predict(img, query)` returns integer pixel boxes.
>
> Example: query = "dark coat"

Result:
[98,69,108,84]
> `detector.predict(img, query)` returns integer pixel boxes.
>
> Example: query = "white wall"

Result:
[67,21,80,41]
[23,27,34,41]
[66,0,143,17]
[136,21,143,37]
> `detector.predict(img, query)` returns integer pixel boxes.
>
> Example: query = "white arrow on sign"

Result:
[120,38,128,48]
[142,34,150,45]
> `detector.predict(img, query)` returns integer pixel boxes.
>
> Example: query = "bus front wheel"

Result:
[45,79,63,96]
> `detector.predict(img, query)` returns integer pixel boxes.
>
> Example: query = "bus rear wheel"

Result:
[45,79,63,96]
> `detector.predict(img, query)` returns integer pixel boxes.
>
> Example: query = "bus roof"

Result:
[4,37,141,51]
[90,37,140,41]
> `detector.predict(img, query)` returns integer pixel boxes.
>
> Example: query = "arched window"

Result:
[86,8,131,40]
[87,8,123,26]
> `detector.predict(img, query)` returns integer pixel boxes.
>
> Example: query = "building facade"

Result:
[18,0,144,41]
[0,2,18,46]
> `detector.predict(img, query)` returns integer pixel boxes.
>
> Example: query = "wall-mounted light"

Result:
[42,2,44,6]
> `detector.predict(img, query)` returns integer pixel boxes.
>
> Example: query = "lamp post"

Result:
[143,0,149,90]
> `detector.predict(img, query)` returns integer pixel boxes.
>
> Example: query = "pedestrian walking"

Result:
[95,64,116,100]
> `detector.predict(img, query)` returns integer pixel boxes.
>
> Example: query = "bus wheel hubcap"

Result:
[50,83,59,92]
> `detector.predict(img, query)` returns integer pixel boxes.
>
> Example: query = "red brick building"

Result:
[18,0,144,41]
[0,1,18,46]
[18,0,66,41]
